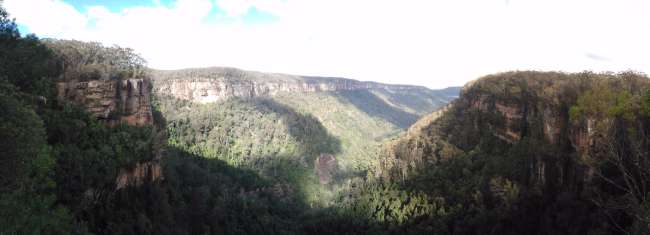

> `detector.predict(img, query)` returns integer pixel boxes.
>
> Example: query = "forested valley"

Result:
[2,3,650,235]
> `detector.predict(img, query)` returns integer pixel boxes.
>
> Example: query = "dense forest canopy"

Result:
[44,39,147,81]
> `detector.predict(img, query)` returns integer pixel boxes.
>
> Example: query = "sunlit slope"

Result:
[152,67,460,177]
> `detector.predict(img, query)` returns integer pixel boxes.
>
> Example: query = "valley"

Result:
[152,67,459,206]
[2,3,650,235]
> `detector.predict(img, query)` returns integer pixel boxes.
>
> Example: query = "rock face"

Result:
[57,79,153,126]
[314,154,338,185]
[57,78,162,189]
[379,71,649,188]
[151,67,444,104]
[115,160,163,190]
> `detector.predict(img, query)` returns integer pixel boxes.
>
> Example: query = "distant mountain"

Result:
[151,67,459,117]
[150,67,459,182]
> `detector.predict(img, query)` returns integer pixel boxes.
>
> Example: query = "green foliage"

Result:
[642,89,650,117]
[80,147,304,235]
[0,10,56,96]
[303,180,449,235]
[570,84,637,122]
[569,105,581,122]
[488,177,520,207]
[334,90,419,128]
[44,39,148,81]
[157,95,342,207]
[0,7,155,233]
[0,188,82,235]
[0,81,50,190]
[42,104,156,209]
[0,81,80,234]
[0,7,81,233]
[160,96,338,168]
[337,182,442,225]
[271,91,406,172]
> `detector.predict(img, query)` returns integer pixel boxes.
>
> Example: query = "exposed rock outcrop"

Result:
[150,67,446,104]
[379,71,649,189]
[115,160,163,190]
[314,154,338,185]
[57,78,162,189]
[57,78,153,126]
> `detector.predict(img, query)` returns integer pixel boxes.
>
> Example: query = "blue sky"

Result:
[63,0,278,24]
[65,0,166,12]
[4,0,650,88]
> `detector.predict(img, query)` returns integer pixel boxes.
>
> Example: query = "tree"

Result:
[642,89,650,117]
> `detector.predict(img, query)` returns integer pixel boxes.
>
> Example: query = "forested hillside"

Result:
[0,7,320,233]
[151,66,458,206]
[369,71,650,234]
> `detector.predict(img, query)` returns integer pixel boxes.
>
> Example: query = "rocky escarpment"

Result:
[150,67,448,104]
[115,160,163,189]
[57,78,163,189]
[375,71,650,234]
[379,71,650,187]
[57,79,153,126]
[314,154,338,185]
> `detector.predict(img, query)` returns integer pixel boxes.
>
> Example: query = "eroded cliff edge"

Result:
[56,78,162,189]
[150,67,453,104]
[57,78,153,126]
[379,71,649,188]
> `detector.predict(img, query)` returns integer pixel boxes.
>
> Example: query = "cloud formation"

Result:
[4,0,650,88]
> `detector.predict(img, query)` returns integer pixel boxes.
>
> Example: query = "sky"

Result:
[3,0,650,88]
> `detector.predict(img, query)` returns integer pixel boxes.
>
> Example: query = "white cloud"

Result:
[216,0,288,17]
[3,0,650,88]
[4,0,86,37]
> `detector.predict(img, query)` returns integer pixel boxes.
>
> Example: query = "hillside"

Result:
[150,67,459,173]
[151,67,458,205]
[370,71,650,234]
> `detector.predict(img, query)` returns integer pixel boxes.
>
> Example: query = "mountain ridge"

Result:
[151,66,445,90]
[150,67,460,105]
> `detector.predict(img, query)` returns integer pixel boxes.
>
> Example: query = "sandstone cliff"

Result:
[115,160,163,189]
[150,67,453,104]
[56,78,163,189]
[57,78,153,126]
[378,71,649,189]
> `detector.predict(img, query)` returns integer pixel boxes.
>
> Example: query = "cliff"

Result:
[150,67,453,104]
[115,160,163,189]
[56,78,163,189]
[376,71,650,234]
[379,71,649,187]
[57,78,153,126]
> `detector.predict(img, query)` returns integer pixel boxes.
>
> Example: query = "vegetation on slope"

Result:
[0,7,309,234]
[367,71,650,234]
[151,70,457,208]
[0,7,155,233]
